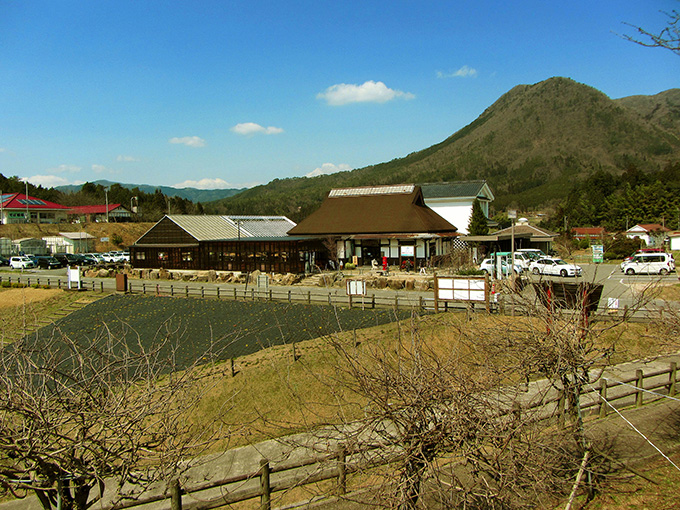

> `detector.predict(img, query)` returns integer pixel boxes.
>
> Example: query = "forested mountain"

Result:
[57,180,244,203]
[206,77,680,226]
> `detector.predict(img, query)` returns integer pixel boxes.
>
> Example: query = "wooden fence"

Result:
[40,361,674,510]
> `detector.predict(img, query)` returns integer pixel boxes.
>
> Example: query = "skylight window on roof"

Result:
[329,185,415,198]
[18,199,46,206]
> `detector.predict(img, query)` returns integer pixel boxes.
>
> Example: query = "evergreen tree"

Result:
[468,198,489,235]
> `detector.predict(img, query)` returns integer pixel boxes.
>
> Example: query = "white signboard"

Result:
[67,266,82,290]
[400,245,415,257]
[437,277,486,302]
[346,279,367,296]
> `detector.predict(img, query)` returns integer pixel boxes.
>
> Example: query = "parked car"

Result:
[516,248,550,261]
[9,256,37,269]
[53,253,82,266]
[34,255,63,269]
[479,258,522,275]
[80,253,101,265]
[620,252,675,275]
[529,258,582,277]
[0,255,9,266]
[622,247,665,264]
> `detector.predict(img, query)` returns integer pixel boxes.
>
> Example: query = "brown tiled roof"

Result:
[288,186,457,235]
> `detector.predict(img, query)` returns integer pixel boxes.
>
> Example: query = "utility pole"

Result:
[24,179,29,223]
[105,187,109,223]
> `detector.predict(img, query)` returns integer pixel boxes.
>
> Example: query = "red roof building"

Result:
[0,193,70,224]
[69,204,133,222]
[572,227,606,240]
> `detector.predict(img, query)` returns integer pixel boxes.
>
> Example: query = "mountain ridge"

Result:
[205,77,680,221]
[57,180,245,203]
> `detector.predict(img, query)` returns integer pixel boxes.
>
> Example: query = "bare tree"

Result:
[0,322,232,510]
[621,5,680,55]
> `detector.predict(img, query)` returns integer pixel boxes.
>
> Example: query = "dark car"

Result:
[54,253,82,267]
[0,255,9,266]
[34,256,63,269]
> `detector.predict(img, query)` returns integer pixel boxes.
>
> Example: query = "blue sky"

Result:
[1,1,678,190]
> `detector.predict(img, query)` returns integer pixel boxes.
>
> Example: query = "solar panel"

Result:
[17,199,46,205]
[329,185,414,198]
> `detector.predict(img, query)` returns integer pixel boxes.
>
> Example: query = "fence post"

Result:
[635,369,644,407]
[170,479,182,510]
[269,289,272,302]
[58,279,62,289]
[260,458,271,510]
[170,284,174,296]
[599,380,608,418]
[142,283,146,295]
[372,294,375,309]
[288,290,291,303]
[337,446,346,495]
[308,290,311,305]
[216,287,220,299]
[185,286,189,298]
[669,362,677,397]
[230,358,235,377]
[234,288,237,301]
[328,293,332,306]
[100,281,104,292]
[201,286,204,298]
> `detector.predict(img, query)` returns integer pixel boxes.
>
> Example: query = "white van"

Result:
[620,252,675,275]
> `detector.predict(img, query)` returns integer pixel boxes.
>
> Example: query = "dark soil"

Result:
[34,294,410,369]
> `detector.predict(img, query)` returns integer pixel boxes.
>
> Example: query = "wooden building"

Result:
[287,184,458,267]
[130,215,325,273]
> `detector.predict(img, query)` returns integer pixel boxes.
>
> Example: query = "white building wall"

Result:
[424,202,472,234]
[670,236,680,251]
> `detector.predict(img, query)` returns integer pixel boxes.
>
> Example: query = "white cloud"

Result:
[437,65,478,79]
[317,80,415,106]
[92,164,108,173]
[48,164,81,173]
[117,155,139,162]
[231,123,284,136]
[305,163,353,178]
[172,178,234,190]
[0,147,6,153]
[169,136,206,148]
[26,175,85,188]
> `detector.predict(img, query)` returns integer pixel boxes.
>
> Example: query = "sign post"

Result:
[346,279,367,309]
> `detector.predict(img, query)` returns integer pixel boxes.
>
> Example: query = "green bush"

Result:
[344,263,356,270]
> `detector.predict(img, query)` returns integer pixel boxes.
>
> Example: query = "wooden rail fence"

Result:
[41,361,675,510]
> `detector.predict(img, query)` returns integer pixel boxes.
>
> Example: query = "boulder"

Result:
[388,278,405,290]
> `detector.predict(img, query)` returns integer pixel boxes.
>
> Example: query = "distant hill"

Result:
[57,180,245,203]
[205,77,680,221]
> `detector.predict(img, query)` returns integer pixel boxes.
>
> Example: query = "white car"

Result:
[529,258,582,277]
[9,256,37,269]
[479,258,522,275]
[620,252,675,275]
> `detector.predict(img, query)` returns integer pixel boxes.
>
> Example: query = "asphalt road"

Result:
[2,263,678,315]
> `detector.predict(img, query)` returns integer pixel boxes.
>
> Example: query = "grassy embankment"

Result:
[1,286,679,508]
